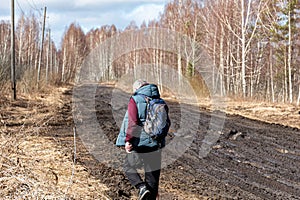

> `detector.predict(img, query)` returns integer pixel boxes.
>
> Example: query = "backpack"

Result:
[143,96,170,140]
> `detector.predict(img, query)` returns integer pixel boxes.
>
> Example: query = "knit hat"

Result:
[132,79,148,92]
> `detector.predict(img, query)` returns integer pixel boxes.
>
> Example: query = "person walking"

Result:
[116,79,170,200]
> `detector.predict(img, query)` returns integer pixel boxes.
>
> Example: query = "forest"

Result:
[1,0,300,199]
[1,0,300,103]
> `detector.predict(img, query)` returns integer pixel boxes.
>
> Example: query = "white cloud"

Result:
[0,16,10,22]
[124,4,164,25]
[74,0,167,6]
[0,0,171,47]
[0,1,11,10]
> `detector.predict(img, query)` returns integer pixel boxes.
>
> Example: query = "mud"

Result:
[4,84,299,199]
[60,84,299,200]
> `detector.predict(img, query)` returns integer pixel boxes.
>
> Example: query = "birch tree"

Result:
[60,23,87,83]
[160,0,184,83]
[0,21,11,90]
[269,0,299,102]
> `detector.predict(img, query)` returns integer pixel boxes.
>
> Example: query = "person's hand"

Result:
[125,142,133,153]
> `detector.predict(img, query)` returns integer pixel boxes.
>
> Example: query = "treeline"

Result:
[0,0,299,104]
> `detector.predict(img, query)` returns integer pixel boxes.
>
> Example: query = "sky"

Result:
[0,0,171,46]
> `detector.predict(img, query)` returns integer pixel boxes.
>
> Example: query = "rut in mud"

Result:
[2,83,299,199]
[62,84,299,200]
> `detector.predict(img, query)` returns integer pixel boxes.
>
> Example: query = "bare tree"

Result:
[60,23,87,83]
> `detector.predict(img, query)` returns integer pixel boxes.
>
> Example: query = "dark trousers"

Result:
[124,147,161,199]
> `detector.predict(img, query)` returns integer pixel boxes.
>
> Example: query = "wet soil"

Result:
[1,84,300,199]
[72,84,300,199]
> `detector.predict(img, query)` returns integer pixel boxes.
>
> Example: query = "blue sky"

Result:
[0,0,170,46]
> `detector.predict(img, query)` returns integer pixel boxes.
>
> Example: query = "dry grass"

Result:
[0,87,110,200]
[198,97,300,129]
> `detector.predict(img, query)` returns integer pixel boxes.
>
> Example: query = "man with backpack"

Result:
[116,79,171,200]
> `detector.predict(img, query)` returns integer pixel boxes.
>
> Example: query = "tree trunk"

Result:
[46,29,50,84]
[241,0,247,97]
[284,48,288,102]
[62,48,66,82]
[219,25,225,96]
[297,84,300,106]
[177,43,182,84]
[288,9,293,103]
[270,46,275,103]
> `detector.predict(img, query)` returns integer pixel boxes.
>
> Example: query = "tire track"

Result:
[71,84,300,199]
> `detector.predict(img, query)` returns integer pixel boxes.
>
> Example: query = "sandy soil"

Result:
[0,84,299,199]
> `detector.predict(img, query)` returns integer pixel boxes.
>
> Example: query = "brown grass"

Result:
[197,97,300,129]
[0,87,109,199]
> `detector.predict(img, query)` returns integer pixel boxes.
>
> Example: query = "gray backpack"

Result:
[143,97,170,140]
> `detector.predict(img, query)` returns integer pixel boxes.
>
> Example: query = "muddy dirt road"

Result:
[1,84,299,199]
[69,84,300,200]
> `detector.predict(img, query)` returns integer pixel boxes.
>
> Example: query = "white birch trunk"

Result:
[219,25,225,96]
[297,84,300,106]
[270,46,275,103]
[62,48,66,82]
[241,0,248,97]
[288,9,293,103]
